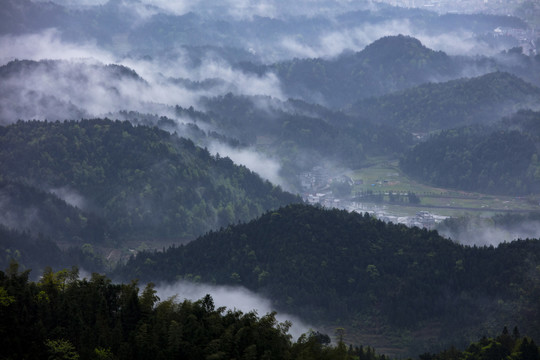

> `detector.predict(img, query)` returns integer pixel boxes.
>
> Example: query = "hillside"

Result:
[399,121,540,195]
[237,36,540,109]
[196,94,413,176]
[0,119,300,242]
[0,179,111,274]
[347,72,540,132]
[0,179,109,243]
[116,204,540,354]
[258,35,459,108]
[0,58,413,188]
[5,264,538,360]
[0,59,146,124]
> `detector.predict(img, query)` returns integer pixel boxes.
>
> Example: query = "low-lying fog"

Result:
[155,281,313,340]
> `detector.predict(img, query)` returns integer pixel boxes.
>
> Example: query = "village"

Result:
[299,166,447,229]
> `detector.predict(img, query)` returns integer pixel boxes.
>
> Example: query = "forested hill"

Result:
[3,264,539,360]
[347,71,540,132]
[0,59,146,123]
[238,35,540,109]
[253,35,458,108]
[0,119,300,242]
[195,94,413,173]
[116,204,540,353]
[400,114,540,195]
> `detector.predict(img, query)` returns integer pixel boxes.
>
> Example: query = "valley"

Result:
[1,1,540,359]
[300,159,540,230]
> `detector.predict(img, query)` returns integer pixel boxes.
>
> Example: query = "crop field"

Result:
[350,160,540,218]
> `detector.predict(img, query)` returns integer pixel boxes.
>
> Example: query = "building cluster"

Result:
[300,166,352,208]
[494,26,540,55]
[299,167,446,229]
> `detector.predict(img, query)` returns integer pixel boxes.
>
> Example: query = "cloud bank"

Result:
[0,29,115,66]
[209,142,286,188]
[279,19,498,59]
[0,30,284,123]
[156,280,313,340]
[439,220,540,247]
[0,29,288,185]
[33,0,369,19]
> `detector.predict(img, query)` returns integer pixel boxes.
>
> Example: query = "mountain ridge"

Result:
[116,203,540,354]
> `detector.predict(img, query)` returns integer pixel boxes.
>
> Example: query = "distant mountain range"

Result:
[1,0,527,61]
[347,71,540,132]
[238,35,540,108]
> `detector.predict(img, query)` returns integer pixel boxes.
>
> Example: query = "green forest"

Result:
[2,3,540,357]
[347,72,540,132]
[195,94,412,174]
[256,35,459,108]
[2,263,539,360]
[0,119,302,275]
[0,119,299,241]
[399,115,540,195]
[115,204,540,354]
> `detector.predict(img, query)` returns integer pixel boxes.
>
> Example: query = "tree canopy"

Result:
[116,204,540,353]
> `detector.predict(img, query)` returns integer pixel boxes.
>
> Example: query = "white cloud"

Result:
[0,31,284,122]
[0,30,289,185]
[209,142,287,188]
[439,221,540,247]
[279,19,498,60]
[156,280,313,340]
[124,0,366,19]
[50,187,88,210]
[0,29,115,66]
[136,0,199,16]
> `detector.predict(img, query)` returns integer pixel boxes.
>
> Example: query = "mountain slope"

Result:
[0,59,147,123]
[196,94,413,174]
[256,35,459,108]
[116,204,540,353]
[0,119,300,241]
[399,121,540,195]
[347,71,540,132]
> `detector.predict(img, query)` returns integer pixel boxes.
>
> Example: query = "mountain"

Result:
[195,94,413,176]
[0,179,110,244]
[0,266,297,360]
[399,117,540,195]
[0,59,146,124]
[250,35,459,108]
[236,36,540,109]
[346,71,540,132]
[0,179,111,274]
[0,119,300,243]
[115,204,540,354]
[0,58,414,191]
